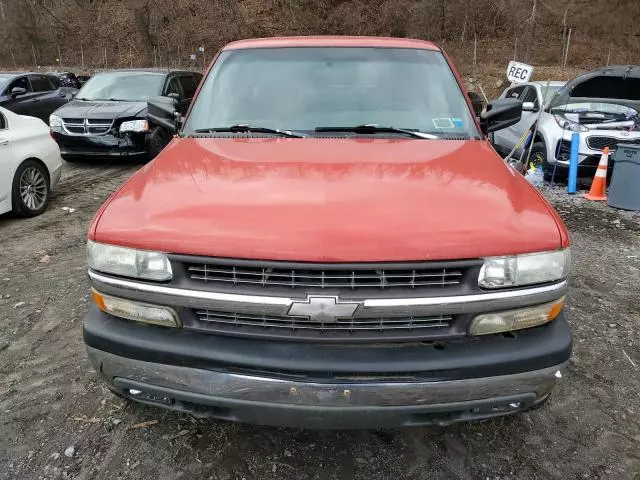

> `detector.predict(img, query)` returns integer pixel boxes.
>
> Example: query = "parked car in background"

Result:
[494,66,640,180]
[53,71,82,89]
[0,72,77,123]
[0,106,62,217]
[492,80,565,160]
[50,69,202,160]
[83,37,571,429]
[76,74,92,86]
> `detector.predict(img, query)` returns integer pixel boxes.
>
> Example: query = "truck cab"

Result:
[83,37,571,429]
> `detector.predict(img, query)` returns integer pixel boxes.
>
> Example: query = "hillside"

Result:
[1,0,639,77]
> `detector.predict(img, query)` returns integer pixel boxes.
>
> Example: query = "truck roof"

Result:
[224,36,441,51]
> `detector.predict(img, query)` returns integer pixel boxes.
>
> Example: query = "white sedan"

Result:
[0,106,62,217]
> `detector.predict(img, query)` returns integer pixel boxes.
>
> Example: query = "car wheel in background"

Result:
[528,142,554,182]
[12,159,50,217]
[148,126,171,159]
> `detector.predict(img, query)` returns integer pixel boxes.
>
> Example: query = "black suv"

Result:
[0,72,77,122]
[50,69,202,160]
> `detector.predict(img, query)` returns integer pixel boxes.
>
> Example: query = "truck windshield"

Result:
[184,47,479,138]
[76,72,164,101]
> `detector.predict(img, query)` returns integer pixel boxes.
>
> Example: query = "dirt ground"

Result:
[1,160,639,480]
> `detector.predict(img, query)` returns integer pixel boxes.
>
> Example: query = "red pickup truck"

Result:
[84,37,571,428]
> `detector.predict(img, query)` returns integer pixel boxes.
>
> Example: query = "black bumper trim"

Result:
[83,306,572,381]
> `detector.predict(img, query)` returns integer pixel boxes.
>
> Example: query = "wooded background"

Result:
[1,0,639,74]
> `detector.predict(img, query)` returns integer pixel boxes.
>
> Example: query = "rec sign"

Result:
[507,61,534,84]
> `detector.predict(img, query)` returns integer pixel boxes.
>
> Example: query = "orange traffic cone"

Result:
[585,147,609,201]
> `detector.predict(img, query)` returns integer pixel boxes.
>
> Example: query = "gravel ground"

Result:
[1,161,639,480]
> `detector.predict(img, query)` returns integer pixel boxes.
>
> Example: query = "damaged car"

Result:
[49,69,202,160]
[498,66,640,180]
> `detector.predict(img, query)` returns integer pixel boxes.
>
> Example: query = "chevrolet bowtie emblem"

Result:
[287,296,360,323]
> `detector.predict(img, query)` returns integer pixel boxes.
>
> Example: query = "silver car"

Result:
[493,66,640,180]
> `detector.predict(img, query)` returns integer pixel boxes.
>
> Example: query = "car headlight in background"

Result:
[49,114,63,129]
[553,115,588,132]
[87,240,172,281]
[119,119,149,133]
[478,249,570,289]
[469,296,566,336]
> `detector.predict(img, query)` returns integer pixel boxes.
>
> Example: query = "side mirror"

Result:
[11,87,27,97]
[480,98,523,134]
[148,95,180,134]
[468,91,486,117]
[522,101,538,112]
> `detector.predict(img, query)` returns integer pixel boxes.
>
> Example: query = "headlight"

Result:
[119,119,149,133]
[478,249,570,289]
[469,297,565,336]
[49,114,63,128]
[87,240,172,281]
[92,289,178,327]
[553,115,588,132]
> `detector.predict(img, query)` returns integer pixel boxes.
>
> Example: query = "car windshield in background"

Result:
[76,72,164,101]
[184,47,479,138]
[539,84,563,104]
[0,75,13,93]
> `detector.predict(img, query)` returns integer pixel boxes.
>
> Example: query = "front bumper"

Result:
[84,307,572,428]
[51,131,148,158]
[89,346,566,429]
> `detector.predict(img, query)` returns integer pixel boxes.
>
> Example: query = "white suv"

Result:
[492,66,640,181]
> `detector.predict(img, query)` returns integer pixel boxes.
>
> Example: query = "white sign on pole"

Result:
[506,61,534,84]
[189,54,196,60]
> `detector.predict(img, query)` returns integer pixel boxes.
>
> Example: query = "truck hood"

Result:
[92,138,565,262]
[53,99,147,119]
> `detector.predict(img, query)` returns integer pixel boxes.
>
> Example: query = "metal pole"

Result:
[606,42,612,66]
[130,46,133,67]
[514,37,517,60]
[563,28,572,67]
[568,132,579,194]
[31,43,37,67]
[472,34,477,74]
[81,44,84,70]
[104,46,107,69]
[177,45,181,68]
[10,45,16,69]
[58,44,62,69]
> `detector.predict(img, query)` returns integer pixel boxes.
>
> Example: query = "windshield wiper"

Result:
[315,124,439,139]
[193,125,306,138]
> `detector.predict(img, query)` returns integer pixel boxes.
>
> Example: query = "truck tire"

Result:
[11,159,50,217]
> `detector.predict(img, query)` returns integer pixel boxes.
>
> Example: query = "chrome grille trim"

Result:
[61,118,114,136]
[88,271,568,318]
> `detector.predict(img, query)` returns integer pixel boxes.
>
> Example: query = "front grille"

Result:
[186,263,465,290]
[193,309,453,340]
[586,136,640,151]
[62,118,113,135]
